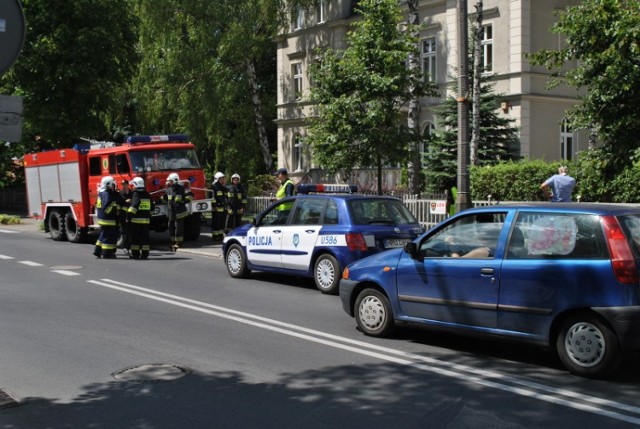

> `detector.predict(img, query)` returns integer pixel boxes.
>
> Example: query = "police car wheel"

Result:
[355,288,395,337]
[226,243,250,278]
[314,254,340,295]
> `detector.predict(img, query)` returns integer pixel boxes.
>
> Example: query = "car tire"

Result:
[555,313,621,378]
[226,243,250,278]
[355,288,395,337]
[48,210,67,241]
[64,211,88,243]
[314,254,340,294]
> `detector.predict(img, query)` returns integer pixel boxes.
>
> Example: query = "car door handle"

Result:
[305,229,316,234]
[480,268,494,275]
[273,230,282,234]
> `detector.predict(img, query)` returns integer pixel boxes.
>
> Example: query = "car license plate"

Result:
[384,238,410,248]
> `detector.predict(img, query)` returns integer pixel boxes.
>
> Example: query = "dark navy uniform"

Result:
[93,188,122,258]
[127,189,153,259]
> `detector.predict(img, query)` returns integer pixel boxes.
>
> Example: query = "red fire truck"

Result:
[24,134,212,243]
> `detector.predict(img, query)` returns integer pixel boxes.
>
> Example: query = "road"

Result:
[1,222,640,428]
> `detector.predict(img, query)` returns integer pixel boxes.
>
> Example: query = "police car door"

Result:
[246,199,293,268]
[281,198,324,271]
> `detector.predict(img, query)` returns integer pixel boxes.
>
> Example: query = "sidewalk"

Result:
[0,214,224,259]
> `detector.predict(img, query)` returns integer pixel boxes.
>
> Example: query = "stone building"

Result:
[276,0,585,190]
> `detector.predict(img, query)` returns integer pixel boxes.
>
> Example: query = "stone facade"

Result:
[276,0,585,189]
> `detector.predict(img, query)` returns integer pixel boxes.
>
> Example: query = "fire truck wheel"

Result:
[64,211,87,243]
[48,210,67,241]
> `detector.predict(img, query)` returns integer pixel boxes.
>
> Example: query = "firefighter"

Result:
[226,173,247,231]
[161,172,193,252]
[127,177,153,259]
[211,172,228,241]
[93,176,122,259]
[118,179,133,252]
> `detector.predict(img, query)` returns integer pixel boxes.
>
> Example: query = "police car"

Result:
[222,184,423,294]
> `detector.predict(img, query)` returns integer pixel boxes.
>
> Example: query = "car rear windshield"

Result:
[348,199,418,225]
[617,214,640,257]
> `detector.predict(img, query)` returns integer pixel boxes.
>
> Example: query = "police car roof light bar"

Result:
[297,183,357,195]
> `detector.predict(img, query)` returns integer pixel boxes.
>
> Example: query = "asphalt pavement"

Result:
[0,215,224,259]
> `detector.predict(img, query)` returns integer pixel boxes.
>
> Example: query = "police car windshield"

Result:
[129,149,201,172]
[348,199,418,225]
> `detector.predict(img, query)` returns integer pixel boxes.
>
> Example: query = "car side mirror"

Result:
[251,217,257,226]
[404,242,421,260]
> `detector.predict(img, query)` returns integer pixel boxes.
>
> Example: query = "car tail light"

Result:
[602,215,639,285]
[346,232,368,251]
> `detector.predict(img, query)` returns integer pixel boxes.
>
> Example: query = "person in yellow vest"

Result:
[274,168,294,200]
[447,186,458,217]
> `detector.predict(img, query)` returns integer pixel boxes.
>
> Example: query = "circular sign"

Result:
[0,0,26,74]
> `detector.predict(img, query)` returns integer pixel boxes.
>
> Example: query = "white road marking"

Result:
[52,270,81,276]
[0,255,14,260]
[0,229,19,234]
[88,278,640,426]
[18,260,43,267]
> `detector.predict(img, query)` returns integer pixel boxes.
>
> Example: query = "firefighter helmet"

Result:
[213,171,225,183]
[100,176,116,190]
[131,177,145,190]
[231,173,240,181]
[167,172,180,184]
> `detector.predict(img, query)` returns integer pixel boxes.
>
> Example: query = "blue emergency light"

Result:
[297,183,357,194]
[127,134,189,144]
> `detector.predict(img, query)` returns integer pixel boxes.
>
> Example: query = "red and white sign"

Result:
[430,200,447,215]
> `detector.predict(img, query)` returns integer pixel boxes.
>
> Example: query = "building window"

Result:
[293,6,304,30]
[481,24,493,73]
[420,122,435,154]
[421,37,436,82]
[294,134,304,172]
[317,0,326,24]
[292,63,303,100]
[560,118,574,161]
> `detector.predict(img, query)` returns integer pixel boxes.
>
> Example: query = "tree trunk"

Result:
[246,60,273,172]
[406,0,422,195]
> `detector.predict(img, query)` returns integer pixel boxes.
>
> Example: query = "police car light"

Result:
[297,183,357,194]
[127,134,189,144]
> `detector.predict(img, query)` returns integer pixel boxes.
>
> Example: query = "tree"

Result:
[0,0,138,148]
[527,0,640,157]
[424,79,519,193]
[307,0,436,194]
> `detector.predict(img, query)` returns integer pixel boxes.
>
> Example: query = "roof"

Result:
[468,202,640,215]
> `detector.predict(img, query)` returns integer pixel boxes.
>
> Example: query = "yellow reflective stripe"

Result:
[139,200,151,210]
[101,243,117,250]
[131,218,150,224]
[128,207,138,214]
[176,212,189,219]
[98,220,117,226]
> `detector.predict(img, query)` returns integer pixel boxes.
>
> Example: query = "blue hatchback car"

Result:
[340,203,640,378]
[223,193,423,294]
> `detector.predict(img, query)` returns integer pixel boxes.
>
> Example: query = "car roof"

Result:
[465,202,640,216]
[283,194,403,201]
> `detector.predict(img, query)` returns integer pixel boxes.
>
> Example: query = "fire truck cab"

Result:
[24,134,211,243]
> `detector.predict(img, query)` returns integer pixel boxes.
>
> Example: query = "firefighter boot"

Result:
[93,245,102,259]
[130,250,140,259]
[140,251,149,260]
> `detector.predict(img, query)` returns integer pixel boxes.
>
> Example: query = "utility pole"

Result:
[406,0,422,196]
[456,0,472,212]
[471,1,482,166]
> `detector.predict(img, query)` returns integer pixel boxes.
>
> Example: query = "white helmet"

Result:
[100,176,116,190]
[131,177,145,190]
[231,173,240,181]
[167,172,180,184]
[213,172,225,183]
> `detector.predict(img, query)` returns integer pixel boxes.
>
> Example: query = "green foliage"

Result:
[307,0,437,191]
[470,160,563,202]
[527,0,640,155]
[0,214,21,225]
[0,0,138,147]
[424,79,520,193]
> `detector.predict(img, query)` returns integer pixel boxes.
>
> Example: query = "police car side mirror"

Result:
[404,242,421,260]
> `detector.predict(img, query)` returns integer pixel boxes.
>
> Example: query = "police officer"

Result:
[118,179,133,251]
[227,173,247,231]
[93,176,122,259]
[211,172,228,241]
[161,172,193,252]
[127,177,153,259]
[275,168,294,200]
